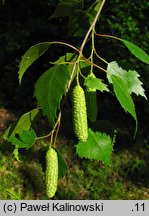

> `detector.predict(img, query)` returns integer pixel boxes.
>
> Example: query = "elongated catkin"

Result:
[72,85,88,142]
[85,73,97,122]
[46,147,58,198]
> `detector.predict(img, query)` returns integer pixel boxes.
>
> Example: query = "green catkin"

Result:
[85,73,97,122]
[72,84,88,142]
[46,147,58,198]
[86,88,97,122]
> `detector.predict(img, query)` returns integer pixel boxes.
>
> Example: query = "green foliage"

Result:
[1,0,149,199]
[3,0,148,167]
[87,0,103,24]
[34,64,71,125]
[51,52,77,65]
[122,39,149,64]
[56,148,69,179]
[84,76,109,92]
[50,0,103,37]
[107,61,147,99]
[7,130,36,149]
[1,0,149,112]
[3,109,39,155]
[10,109,39,135]
[51,52,78,78]
[125,70,147,99]
[18,42,52,83]
[111,75,137,124]
[76,129,113,164]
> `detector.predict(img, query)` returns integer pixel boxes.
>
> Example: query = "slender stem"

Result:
[79,70,86,79]
[95,33,122,41]
[83,56,108,74]
[66,63,77,93]
[50,61,77,65]
[94,48,109,64]
[90,29,95,73]
[36,111,61,146]
[53,112,61,147]
[80,0,106,52]
[51,41,80,53]
[36,131,52,140]
[50,130,54,147]
[76,62,81,84]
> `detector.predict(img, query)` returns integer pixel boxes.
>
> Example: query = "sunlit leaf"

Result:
[111,75,137,130]
[3,109,39,140]
[34,64,71,125]
[107,61,147,99]
[12,109,39,135]
[107,61,127,83]
[19,42,52,83]
[84,76,109,92]
[76,129,113,164]
[122,40,149,64]
[7,130,37,149]
[125,70,147,99]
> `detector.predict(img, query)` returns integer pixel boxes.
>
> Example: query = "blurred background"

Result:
[0,0,149,199]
